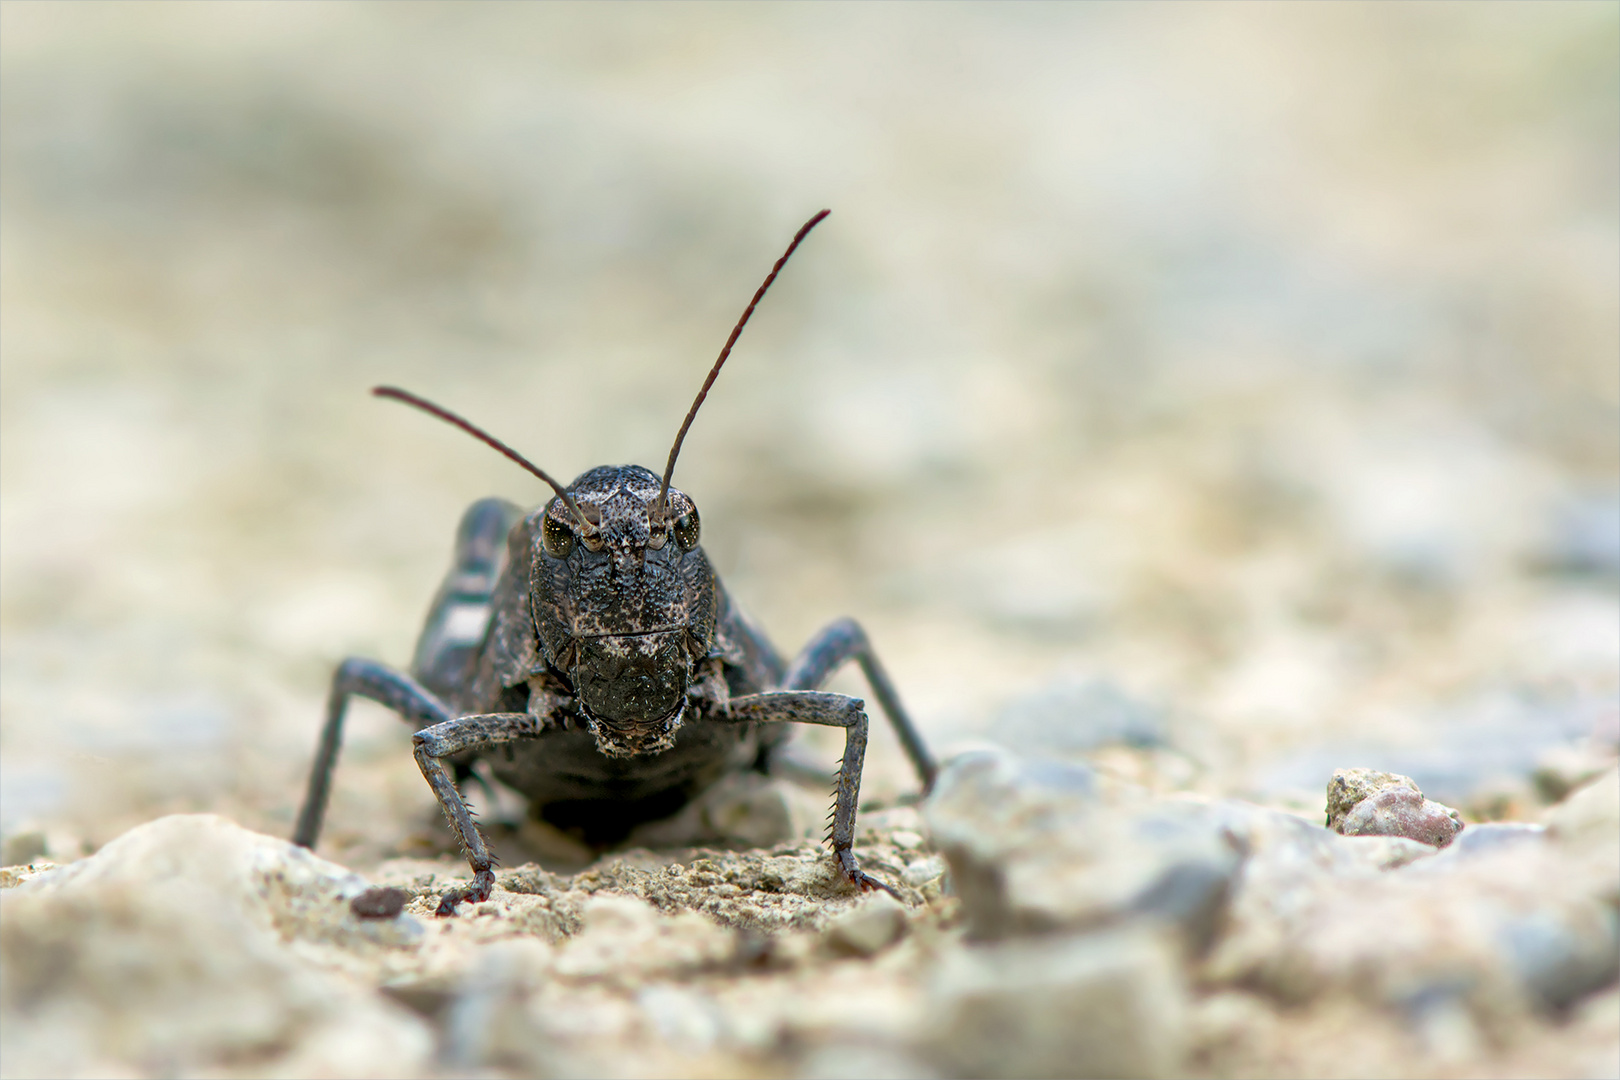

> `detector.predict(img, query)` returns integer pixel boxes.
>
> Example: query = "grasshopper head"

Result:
[529,464,714,756]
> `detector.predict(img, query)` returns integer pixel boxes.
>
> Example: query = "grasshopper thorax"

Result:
[530,464,715,757]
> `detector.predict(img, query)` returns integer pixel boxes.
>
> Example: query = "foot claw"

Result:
[835,848,901,900]
[856,871,903,901]
[434,868,496,917]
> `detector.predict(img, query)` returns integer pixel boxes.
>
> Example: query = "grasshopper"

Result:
[292,211,937,914]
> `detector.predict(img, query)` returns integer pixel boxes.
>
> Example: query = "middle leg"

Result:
[293,658,452,851]
[722,690,899,898]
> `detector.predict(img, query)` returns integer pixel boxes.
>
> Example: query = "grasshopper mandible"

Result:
[292,211,937,914]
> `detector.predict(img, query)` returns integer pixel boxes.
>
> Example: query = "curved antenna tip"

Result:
[655,210,832,520]
[371,385,594,533]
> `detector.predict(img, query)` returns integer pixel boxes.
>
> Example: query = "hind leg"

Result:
[292,659,452,849]
[410,497,523,701]
[408,497,524,801]
[782,618,937,790]
[292,498,519,850]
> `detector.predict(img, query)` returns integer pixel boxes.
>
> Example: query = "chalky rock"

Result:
[826,893,907,956]
[1327,767,1464,847]
[923,749,1098,939]
[922,926,1187,1079]
[923,748,1240,947]
[1204,795,1619,1021]
[552,893,734,982]
[441,939,566,1074]
[902,854,948,889]
[1325,768,1421,829]
[1543,764,1620,866]
[1496,906,1620,1014]
[0,815,431,1078]
[1340,787,1465,847]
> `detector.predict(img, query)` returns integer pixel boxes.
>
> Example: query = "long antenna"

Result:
[655,209,830,524]
[372,385,595,534]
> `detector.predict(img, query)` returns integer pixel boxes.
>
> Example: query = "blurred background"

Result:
[2,2,1615,864]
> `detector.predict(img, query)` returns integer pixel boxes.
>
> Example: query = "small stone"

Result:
[826,893,907,956]
[925,749,1239,945]
[552,894,732,980]
[441,939,556,1072]
[1340,787,1464,847]
[1497,907,1620,1014]
[1543,765,1619,885]
[637,985,723,1052]
[498,865,554,895]
[350,885,408,920]
[924,927,1187,1079]
[901,856,947,887]
[1327,768,1463,847]
[889,829,924,850]
[1543,765,1620,852]
[1325,768,1421,831]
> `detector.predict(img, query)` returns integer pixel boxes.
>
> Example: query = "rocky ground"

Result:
[3,754,1617,1078]
[2,5,1617,1078]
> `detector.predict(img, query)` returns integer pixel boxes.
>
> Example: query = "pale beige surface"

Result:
[2,2,1615,869]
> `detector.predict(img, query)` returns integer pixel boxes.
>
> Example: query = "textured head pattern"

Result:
[529,464,717,756]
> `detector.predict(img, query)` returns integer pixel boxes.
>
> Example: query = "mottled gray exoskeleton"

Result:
[293,211,937,914]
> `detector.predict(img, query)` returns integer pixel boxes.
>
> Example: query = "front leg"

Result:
[783,618,937,791]
[412,712,545,915]
[722,691,899,898]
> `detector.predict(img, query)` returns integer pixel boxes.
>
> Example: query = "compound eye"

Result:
[673,507,701,551]
[541,514,575,559]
